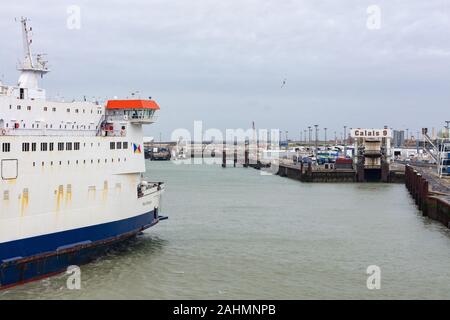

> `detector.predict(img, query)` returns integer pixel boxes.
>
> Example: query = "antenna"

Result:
[16,17,49,91]
[19,17,34,69]
[130,90,141,99]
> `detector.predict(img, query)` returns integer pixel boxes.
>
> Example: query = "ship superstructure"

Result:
[0,18,165,288]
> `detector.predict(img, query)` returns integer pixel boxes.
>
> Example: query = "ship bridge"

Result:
[105,100,159,124]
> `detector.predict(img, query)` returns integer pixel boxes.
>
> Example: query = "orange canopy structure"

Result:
[106,100,160,110]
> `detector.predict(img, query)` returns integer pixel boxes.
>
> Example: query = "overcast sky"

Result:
[1,0,449,140]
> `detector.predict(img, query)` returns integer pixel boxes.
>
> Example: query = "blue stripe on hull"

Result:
[0,210,159,288]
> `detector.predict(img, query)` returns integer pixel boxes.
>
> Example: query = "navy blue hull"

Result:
[0,210,162,288]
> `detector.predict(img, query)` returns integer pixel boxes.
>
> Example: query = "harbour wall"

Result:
[272,162,404,183]
[405,165,450,229]
[276,163,355,182]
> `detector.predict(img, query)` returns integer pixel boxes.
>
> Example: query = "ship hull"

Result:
[0,210,162,289]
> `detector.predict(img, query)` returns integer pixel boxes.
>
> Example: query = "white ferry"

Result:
[0,18,166,288]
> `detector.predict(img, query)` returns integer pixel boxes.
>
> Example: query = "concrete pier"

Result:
[269,160,405,183]
[277,162,356,182]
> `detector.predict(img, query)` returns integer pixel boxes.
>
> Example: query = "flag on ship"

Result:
[133,143,142,154]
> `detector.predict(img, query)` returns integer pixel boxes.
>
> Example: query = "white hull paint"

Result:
[0,18,163,259]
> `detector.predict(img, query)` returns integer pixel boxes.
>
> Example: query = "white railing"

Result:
[105,114,158,122]
[0,128,98,137]
[138,181,164,198]
[129,115,158,124]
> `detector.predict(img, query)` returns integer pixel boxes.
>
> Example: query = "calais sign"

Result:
[350,128,392,138]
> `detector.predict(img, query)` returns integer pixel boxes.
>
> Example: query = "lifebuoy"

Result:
[0,129,6,135]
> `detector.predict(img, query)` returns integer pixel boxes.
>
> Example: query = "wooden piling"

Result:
[222,140,226,168]
[233,139,237,167]
[244,141,249,168]
[404,165,450,228]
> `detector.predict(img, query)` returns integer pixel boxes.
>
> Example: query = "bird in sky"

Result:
[281,78,287,88]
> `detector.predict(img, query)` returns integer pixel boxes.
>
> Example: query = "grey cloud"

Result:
[0,0,449,140]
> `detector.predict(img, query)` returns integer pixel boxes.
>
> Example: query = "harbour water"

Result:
[2,161,450,299]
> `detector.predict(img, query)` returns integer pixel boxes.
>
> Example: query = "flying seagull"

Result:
[281,78,287,88]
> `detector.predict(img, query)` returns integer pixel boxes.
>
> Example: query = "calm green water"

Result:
[2,161,450,299]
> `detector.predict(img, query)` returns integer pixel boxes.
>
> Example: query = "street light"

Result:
[308,126,311,146]
[286,131,289,151]
[278,130,282,149]
[416,130,420,153]
[314,125,319,157]
[324,127,327,145]
[343,125,347,156]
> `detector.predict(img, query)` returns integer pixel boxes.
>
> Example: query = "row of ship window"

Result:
[110,142,129,150]
[10,104,103,114]
[3,122,97,130]
[32,158,127,167]
[22,142,81,152]
[1,142,129,152]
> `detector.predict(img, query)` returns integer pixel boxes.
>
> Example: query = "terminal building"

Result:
[351,128,392,182]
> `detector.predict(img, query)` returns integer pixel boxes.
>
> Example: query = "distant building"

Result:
[143,136,154,150]
[143,136,154,143]
[393,130,405,147]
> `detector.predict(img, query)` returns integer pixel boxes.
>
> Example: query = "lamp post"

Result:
[343,125,347,157]
[349,127,352,153]
[314,124,319,157]
[286,131,289,151]
[416,130,420,154]
[308,126,311,146]
[324,127,327,146]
